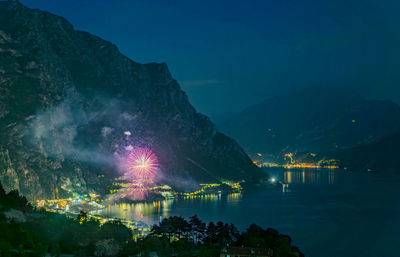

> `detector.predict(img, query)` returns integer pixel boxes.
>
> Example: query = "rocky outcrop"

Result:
[0,0,260,200]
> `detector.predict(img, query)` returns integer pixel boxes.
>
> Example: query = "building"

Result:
[220,246,273,257]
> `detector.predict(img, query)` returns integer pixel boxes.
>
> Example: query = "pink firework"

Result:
[126,147,158,181]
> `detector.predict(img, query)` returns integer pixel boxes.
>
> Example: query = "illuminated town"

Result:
[253,152,340,169]
[34,150,339,232]
[34,181,244,236]
[29,145,247,240]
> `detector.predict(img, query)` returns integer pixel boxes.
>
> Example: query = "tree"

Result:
[99,220,132,244]
[189,215,206,243]
[216,221,230,245]
[205,222,217,244]
[151,217,174,242]
[229,223,240,242]
[237,224,266,248]
[94,239,121,257]
[1,189,31,211]
[214,221,239,246]
[168,216,191,240]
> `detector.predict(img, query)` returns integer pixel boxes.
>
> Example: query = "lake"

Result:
[93,168,400,257]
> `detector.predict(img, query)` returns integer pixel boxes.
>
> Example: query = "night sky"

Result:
[20,0,400,118]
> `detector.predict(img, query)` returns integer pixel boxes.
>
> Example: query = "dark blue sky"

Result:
[21,0,400,118]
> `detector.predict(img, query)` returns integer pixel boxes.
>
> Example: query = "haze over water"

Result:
[94,169,400,257]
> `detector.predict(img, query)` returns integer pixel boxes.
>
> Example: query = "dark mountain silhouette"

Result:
[0,0,260,199]
[333,131,400,172]
[218,88,400,158]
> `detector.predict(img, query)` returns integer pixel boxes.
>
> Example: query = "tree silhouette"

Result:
[205,221,217,244]
[189,214,206,243]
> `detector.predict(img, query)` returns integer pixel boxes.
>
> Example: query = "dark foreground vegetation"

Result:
[0,183,303,257]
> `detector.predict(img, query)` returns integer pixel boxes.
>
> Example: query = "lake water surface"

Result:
[94,168,400,257]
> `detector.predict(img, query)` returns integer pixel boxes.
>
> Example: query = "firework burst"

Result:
[125,147,159,181]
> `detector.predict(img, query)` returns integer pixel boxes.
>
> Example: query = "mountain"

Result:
[0,0,260,200]
[218,88,400,158]
[333,131,400,173]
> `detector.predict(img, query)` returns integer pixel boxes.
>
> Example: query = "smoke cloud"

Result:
[28,96,121,166]
[26,94,201,192]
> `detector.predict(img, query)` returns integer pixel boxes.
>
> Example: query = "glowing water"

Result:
[93,169,400,257]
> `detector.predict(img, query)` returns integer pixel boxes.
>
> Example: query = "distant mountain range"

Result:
[0,0,260,199]
[218,88,400,171]
[332,131,400,172]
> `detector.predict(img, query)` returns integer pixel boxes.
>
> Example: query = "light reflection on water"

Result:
[281,169,336,184]
[92,193,243,224]
[92,200,173,224]
[93,169,338,223]
[93,169,336,223]
[92,169,400,257]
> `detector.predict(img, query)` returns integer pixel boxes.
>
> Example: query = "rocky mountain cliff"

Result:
[218,88,400,158]
[0,0,260,200]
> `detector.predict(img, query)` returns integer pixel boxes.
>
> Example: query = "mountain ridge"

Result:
[0,0,260,200]
[218,87,400,159]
